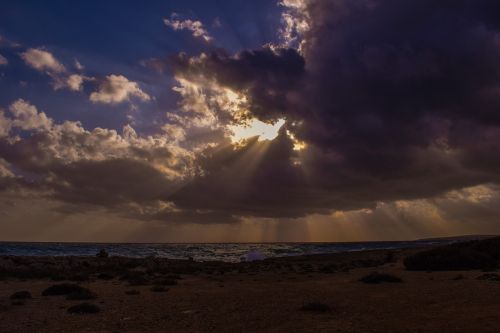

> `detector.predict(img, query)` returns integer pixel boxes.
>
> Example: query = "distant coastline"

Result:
[1,235,493,262]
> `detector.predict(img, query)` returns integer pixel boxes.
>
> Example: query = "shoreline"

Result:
[0,238,470,263]
[1,233,495,245]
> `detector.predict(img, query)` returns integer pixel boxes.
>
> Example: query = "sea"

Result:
[0,240,453,263]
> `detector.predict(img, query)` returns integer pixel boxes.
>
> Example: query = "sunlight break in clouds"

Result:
[229,118,285,143]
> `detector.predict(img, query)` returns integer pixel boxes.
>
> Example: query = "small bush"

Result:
[359,272,402,284]
[476,273,500,281]
[120,272,149,286]
[50,275,66,281]
[385,251,396,263]
[299,302,331,313]
[42,283,87,296]
[96,249,109,258]
[404,247,497,271]
[10,291,32,300]
[469,237,500,260]
[68,274,89,282]
[66,288,96,300]
[153,278,178,286]
[150,285,168,292]
[97,273,114,280]
[319,264,337,274]
[67,303,100,314]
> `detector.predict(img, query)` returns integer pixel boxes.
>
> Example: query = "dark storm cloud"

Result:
[172,47,305,122]
[170,134,324,219]
[0,136,182,206]
[165,0,500,219]
[150,209,240,224]
[47,159,175,206]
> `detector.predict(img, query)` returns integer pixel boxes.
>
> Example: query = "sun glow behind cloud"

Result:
[229,118,285,142]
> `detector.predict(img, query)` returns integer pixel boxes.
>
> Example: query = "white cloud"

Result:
[90,75,151,104]
[19,49,92,91]
[0,54,8,66]
[74,59,84,70]
[18,48,146,103]
[66,74,85,91]
[8,99,52,131]
[164,14,213,42]
[1,99,194,182]
[0,158,14,178]
[0,111,12,137]
[278,0,310,50]
[51,72,94,92]
[20,48,66,73]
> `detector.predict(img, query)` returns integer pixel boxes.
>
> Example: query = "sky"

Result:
[1,0,500,242]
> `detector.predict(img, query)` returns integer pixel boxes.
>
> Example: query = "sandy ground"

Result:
[0,249,499,332]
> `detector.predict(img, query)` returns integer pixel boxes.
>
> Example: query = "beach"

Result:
[1,244,499,333]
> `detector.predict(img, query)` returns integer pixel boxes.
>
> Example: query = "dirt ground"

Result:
[0,249,499,332]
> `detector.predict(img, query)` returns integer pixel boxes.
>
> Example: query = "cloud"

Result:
[19,48,93,91]
[161,0,500,220]
[0,159,14,178]
[0,111,12,137]
[90,75,151,104]
[8,99,52,131]
[5,0,500,230]
[0,159,19,192]
[0,54,8,65]
[65,74,91,91]
[164,13,213,42]
[278,0,310,49]
[74,59,84,71]
[171,47,305,123]
[47,158,175,206]
[0,99,194,217]
[20,48,65,73]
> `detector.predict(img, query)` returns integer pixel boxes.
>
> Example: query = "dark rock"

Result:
[150,285,168,292]
[66,288,96,300]
[153,278,178,286]
[404,237,500,271]
[10,291,32,300]
[120,271,149,286]
[68,274,89,282]
[97,273,114,280]
[359,272,402,284]
[96,250,109,258]
[67,303,100,314]
[476,273,500,281]
[42,283,87,296]
[299,302,331,313]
